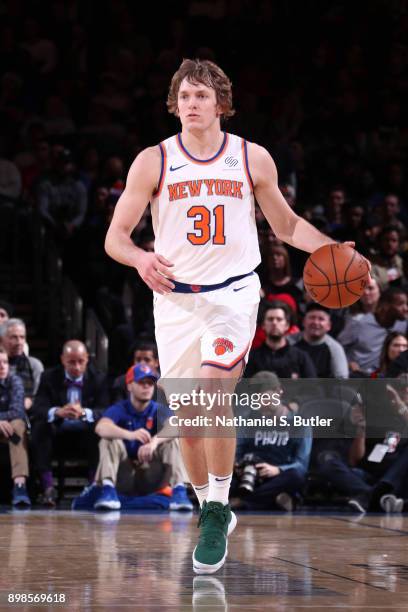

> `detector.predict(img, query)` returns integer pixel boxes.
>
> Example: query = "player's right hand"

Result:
[129,428,152,444]
[136,252,175,295]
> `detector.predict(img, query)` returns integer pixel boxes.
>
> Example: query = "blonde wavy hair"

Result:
[167,58,235,120]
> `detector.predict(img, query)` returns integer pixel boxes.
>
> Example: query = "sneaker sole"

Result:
[381,495,403,513]
[169,502,194,511]
[228,511,237,536]
[192,543,228,574]
[192,512,237,574]
[348,499,366,514]
[94,500,121,510]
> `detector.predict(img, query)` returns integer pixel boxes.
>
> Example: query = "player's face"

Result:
[177,79,220,130]
[262,309,290,339]
[303,311,331,339]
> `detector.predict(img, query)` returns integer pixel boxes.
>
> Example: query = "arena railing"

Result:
[85,308,109,374]
[62,277,83,340]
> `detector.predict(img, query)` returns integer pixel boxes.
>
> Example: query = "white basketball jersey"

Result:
[150,132,261,284]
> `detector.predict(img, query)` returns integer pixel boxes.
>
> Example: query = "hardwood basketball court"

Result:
[1,510,407,609]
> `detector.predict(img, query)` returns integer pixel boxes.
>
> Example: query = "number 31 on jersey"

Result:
[187,205,225,245]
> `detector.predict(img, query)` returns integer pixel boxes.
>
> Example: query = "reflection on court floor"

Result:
[0,510,407,609]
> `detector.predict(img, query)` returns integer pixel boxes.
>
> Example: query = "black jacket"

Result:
[387,351,408,377]
[245,342,317,379]
[32,365,110,422]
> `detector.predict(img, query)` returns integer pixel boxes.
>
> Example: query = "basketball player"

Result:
[105,59,352,574]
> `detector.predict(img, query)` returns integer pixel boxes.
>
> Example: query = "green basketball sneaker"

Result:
[192,501,237,574]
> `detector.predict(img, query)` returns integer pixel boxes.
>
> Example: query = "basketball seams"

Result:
[343,284,362,297]
[307,258,331,284]
[343,248,357,281]
[303,244,369,308]
[305,271,368,287]
[330,244,342,308]
[304,281,331,303]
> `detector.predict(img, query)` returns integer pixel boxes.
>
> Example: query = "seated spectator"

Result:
[289,303,349,378]
[37,148,88,239]
[371,225,404,290]
[252,292,300,349]
[348,277,380,319]
[111,341,159,402]
[0,157,21,204]
[0,347,30,507]
[387,344,408,377]
[325,186,347,233]
[358,379,408,511]
[231,371,311,511]
[0,299,12,337]
[245,301,317,379]
[331,202,368,255]
[371,332,408,378]
[261,243,304,306]
[377,194,406,239]
[74,364,190,512]
[31,340,109,506]
[312,393,404,514]
[337,288,408,376]
[0,318,43,410]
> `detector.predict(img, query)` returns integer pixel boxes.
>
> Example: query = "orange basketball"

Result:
[303,243,370,308]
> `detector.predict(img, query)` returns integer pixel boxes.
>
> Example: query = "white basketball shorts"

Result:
[153,272,261,379]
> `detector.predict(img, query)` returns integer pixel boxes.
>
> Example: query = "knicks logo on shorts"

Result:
[212,338,234,356]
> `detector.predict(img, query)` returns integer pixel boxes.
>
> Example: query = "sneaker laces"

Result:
[197,504,228,548]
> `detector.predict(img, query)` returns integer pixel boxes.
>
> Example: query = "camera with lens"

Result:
[236,453,262,494]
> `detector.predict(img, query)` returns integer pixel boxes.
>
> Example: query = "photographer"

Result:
[231,371,312,511]
[356,374,408,511]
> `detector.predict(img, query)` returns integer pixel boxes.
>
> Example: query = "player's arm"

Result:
[104,147,175,294]
[249,143,334,253]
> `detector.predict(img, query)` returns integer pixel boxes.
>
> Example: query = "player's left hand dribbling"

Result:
[136,251,175,294]
[342,241,372,280]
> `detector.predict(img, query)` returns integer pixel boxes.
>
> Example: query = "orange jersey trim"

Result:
[241,139,254,193]
[154,142,167,196]
[176,132,229,165]
[201,344,250,371]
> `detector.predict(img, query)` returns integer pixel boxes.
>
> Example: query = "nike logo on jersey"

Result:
[170,164,188,172]
[233,285,248,292]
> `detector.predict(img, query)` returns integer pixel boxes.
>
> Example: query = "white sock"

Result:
[192,482,209,507]
[102,478,114,487]
[207,472,232,505]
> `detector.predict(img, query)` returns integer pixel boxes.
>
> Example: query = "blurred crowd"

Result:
[1,0,408,511]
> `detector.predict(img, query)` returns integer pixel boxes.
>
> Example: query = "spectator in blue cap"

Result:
[73,363,191,511]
